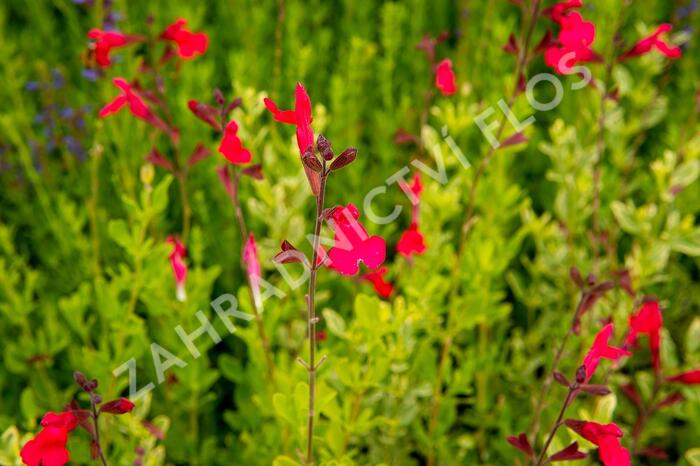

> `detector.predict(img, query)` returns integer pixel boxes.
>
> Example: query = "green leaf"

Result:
[152,175,173,213]
[611,201,640,234]
[322,308,346,338]
[667,229,700,256]
[272,456,301,466]
[108,219,132,250]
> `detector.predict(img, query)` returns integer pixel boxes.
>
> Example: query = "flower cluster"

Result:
[542,1,681,74]
[510,293,700,465]
[20,372,134,466]
[543,0,599,74]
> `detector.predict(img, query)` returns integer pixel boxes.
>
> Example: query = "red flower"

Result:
[87,29,141,67]
[397,174,427,258]
[166,235,187,302]
[545,0,583,22]
[625,300,663,371]
[565,420,630,466]
[619,24,681,61]
[544,11,599,74]
[667,369,700,385]
[243,233,262,308]
[435,59,457,96]
[582,324,631,382]
[218,120,252,164]
[100,398,135,415]
[397,223,427,258]
[361,267,394,299]
[20,412,78,466]
[99,78,149,119]
[99,78,169,132]
[264,83,320,195]
[399,173,423,210]
[327,204,386,276]
[316,330,328,342]
[161,19,208,59]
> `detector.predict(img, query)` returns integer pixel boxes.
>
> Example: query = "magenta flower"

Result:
[565,420,630,466]
[243,233,262,308]
[218,120,252,165]
[166,235,187,302]
[264,83,320,195]
[327,204,386,276]
[361,267,394,299]
[20,412,79,466]
[619,24,681,60]
[87,29,141,68]
[161,19,208,59]
[435,59,457,96]
[582,324,631,382]
[625,300,663,371]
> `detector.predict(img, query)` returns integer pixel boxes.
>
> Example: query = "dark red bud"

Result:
[499,132,527,149]
[656,392,684,409]
[187,100,222,132]
[188,144,211,167]
[570,267,584,287]
[302,147,323,173]
[100,397,135,415]
[586,273,597,287]
[329,147,357,171]
[241,164,264,180]
[620,383,642,407]
[213,88,225,106]
[90,440,100,460]
[316,134,334,160]
[575,366,586,384]
[553,371,570,387]
[580,384,611,396]
[74,372,88,388]
[225,97,243,118]
[146,148,174,171]
[393,129,420,145]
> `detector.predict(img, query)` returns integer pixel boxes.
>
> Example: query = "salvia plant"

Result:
[1,0,699,465]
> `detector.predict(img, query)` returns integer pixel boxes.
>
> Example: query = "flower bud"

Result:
[100,397,135,415]
[140,163,155,187]
[316,134,334,160]
[575,365,586,384]
[329,147,357,171]
[302,147,323,173]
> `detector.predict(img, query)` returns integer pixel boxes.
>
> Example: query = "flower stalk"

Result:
[304,159,330,465]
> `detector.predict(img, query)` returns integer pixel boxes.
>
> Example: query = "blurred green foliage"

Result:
[0,0,699,465]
